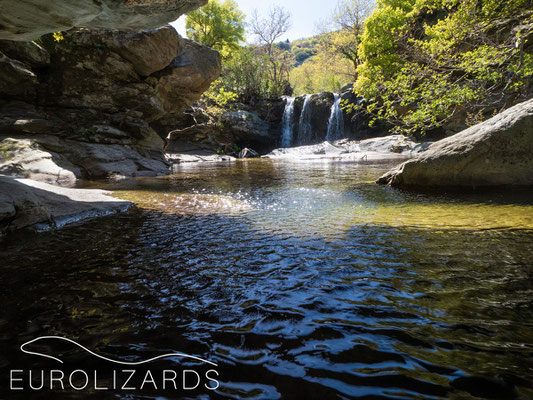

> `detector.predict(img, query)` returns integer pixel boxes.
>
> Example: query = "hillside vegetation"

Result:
[187,0,533,135]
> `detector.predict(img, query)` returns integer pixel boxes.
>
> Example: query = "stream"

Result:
[1,159,533,399]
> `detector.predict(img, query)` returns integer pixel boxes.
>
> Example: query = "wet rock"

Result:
[293,93,334,144]
[166,152,236,164]
[358,135,431,155]
[265,135,430,162]
[377,99,533,188]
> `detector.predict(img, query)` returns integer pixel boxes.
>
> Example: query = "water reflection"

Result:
[1,160,533,399]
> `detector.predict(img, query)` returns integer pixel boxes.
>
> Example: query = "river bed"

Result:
[1,159,532,399]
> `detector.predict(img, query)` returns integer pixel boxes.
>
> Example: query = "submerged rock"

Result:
[377,99,533,188]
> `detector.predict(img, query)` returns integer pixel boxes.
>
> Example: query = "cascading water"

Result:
[297,94,313,145]
[326,93,345,142]
[281,97,295,148]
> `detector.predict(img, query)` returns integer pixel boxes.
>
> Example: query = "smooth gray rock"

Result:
[266,135,429,161]
[0,135,170,182]
[0,175,132,235]
[0,0,207,41]
[377,99,533,188]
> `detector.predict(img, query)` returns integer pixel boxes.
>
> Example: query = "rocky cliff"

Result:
[0,24,221,184]
[0,0,222,233]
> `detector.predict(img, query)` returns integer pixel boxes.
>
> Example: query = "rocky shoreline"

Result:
[0,175,132,236]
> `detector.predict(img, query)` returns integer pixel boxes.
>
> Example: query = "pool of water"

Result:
[1,160,533,399]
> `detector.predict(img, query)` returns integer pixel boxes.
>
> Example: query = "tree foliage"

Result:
[219,47,271,101]
[186,0,245,58]
[290,0,374,95]
[355,0,533,134]
[290,35,355,95]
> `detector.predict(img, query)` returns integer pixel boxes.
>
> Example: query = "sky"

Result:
[171,0,338,42]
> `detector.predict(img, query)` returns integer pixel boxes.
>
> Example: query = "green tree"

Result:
[329,0,375,76]
[186,0,246,58]
[250,6,294,96]
[355,0,533,135]
[219,46,271,102]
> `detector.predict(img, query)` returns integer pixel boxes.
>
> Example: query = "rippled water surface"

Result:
[1,160,533,399]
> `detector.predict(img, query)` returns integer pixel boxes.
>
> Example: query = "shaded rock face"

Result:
[0,0,207,41]
[292,92,334,144]
[44,27,220,121]
[162,100,285,156]
[0,26,221,181]
[340,84,391,141]
[377,98,533,188]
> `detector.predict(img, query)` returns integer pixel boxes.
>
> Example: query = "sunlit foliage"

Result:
[186,0,246,59]
[355,0,533,134]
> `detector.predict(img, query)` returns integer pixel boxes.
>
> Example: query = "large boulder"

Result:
[45,28,221,121]
[221,111,270,140]
[151,39,221,113]
[0,0,207,41]
[65,26,180,77]
[377,99,533,188]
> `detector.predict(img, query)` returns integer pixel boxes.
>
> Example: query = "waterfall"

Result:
[281,97,295,148]
[326,93,345,142]
[297,94,313,145]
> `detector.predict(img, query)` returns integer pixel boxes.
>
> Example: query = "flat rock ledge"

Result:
[265,135,431,162]
[0,175,132,235]
[377,99,533,188]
